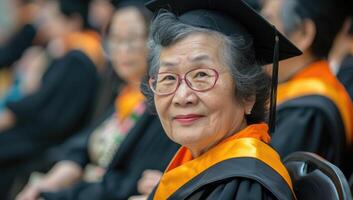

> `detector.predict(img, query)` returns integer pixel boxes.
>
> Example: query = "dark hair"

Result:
[281,0,346,59]
[59,0,92,29]
[141,11,271,124]
[349,17,353,35]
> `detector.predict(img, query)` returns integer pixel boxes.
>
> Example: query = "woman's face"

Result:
[155,33,251,157]
[108,7,148,83]
[40,1,68,41]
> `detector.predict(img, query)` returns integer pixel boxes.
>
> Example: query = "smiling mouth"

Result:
[173,114,205,125]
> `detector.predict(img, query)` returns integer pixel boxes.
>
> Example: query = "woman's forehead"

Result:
[110,8,146,35]
[160,54,213,68]
[159,33,224,68]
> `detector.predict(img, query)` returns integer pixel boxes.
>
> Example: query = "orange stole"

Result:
[0,69,12,97]
[277,61,353,145]
[64,30,104,71]
[153,124,293,200]
[115,86,145,121]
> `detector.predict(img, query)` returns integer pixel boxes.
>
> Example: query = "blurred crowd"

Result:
[0,0,351,199]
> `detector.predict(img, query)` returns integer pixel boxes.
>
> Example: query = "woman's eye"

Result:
[195,71,209,78]
[160,75,176,82]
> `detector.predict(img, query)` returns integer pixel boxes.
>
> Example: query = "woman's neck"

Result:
[279,53,319,83]
[125,80,141,92]
[189,119,248,158]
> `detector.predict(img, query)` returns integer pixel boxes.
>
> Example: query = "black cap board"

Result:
[145,0,302,65]
[145,0,302,133]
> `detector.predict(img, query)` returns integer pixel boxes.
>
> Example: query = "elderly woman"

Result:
[133,0,302,199]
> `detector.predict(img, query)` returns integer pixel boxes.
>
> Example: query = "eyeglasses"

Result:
[149,67,219,96]
[108,36,145,52]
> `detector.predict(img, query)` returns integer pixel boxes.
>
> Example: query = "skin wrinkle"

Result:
[155,33,252,157]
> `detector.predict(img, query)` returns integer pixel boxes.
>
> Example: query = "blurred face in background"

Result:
[261,0,305,82]
[40,1,68,41]
[89,0,114,31]
[40,1,83,42]
[108,7,148,84]
[261,0,285,33]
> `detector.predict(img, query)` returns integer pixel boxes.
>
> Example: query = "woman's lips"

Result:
[174,114,204,125]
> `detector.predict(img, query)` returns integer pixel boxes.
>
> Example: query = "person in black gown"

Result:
[262,0,353,176]
[132,0,302,199]
[0,0,103,198]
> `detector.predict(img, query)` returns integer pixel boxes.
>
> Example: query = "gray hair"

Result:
[141,11,270,124]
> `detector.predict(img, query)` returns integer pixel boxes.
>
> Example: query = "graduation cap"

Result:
[146,0,302,133]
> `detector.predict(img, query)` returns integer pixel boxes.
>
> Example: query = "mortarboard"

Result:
[145,0,302,133]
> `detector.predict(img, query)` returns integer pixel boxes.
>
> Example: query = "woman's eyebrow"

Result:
[160,54,212,68]
[160,61,178,68]
[188,54,212,63]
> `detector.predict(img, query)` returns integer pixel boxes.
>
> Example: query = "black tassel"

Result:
[269,29,279,134]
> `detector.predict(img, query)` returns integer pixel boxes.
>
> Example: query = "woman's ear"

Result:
[244,95,256,115]
[290,19,316,52]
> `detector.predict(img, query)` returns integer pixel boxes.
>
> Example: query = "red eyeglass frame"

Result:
[149,67,220,96]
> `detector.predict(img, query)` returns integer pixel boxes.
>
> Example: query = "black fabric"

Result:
[243,0,262,11]
[0,50,98,163]
[111,0,148,8]
[145,0,301,65]
[87,63,121,124]
[294,0,347,22]
[337,54,353,101]
[0,24,37,68]
[40,111,180,200]
[284,152,352,200]
[0,50,98,198]
[56,107,115,168]
[10,52,94,127]
[271,95,352,176]
[148,157,294,200]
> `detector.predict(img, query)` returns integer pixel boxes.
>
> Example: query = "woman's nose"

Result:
[172,80,198,106]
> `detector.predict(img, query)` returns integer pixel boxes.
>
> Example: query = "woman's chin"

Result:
[169,126,207,146]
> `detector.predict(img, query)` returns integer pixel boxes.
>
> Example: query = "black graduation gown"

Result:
[148,159,293,200]
[148,135,295,200]
[0,24,37,68]
[0,49,98,198]
[271,95,352,175]
[337,54,353,101]
[40,108,180,200]
[0,50,98,163]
